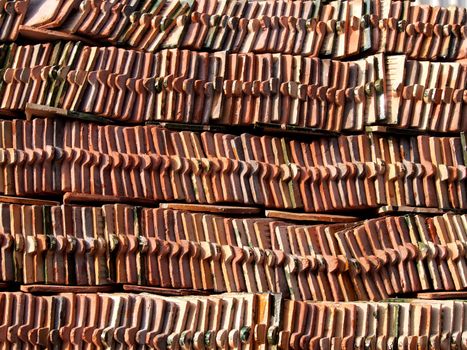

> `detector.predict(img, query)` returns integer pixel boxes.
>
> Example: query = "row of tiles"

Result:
[2,43,466,132]
[18,0,467,60]
[3,119,465,169]
[2,119,467,210]
[2,142,467,210]
[0,202,466,300]
[24,0,386,24]
[1,292,467,350]
[21,0,467,23]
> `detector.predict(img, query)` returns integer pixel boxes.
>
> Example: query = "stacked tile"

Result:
[0,292,466,349]
[2,119,467,211]
[0,200,467,301]
[19,0,467,60]
[386,56,467,132]
[0,292,265,348]
[384,2,467,60]
[0,42,465,132]
[0,0,466,347]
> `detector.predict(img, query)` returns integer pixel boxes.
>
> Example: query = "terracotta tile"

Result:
[2,2,467,343]
[9,198,463,300]
[8,41,467,131]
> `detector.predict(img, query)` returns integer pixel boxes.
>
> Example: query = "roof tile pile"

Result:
[0,0,466,348]
[2,119,467,211]
[1,202,467,300]
[17,0,467,60]
[1,292,467,349]
[0,43,466,132]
